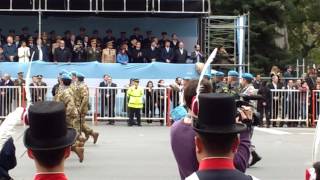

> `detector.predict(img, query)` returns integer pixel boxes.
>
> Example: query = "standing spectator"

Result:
[117,32,128,49]
[103,29,116,47]
[145,81,155,122]
[51,36,62,57]
[144,41,160,63]
[283,65,294,85]
[29,75,39,103]
[160,40,174,63]
[53,40,72,63]
[27,36,35,50]
[155,79,166,125]
[253,74,262,89]
[14,35,21,48]
[86,39,102,62]
[142,30,153,49]
[91,30,102,45]
[159,32,169,48]
[13,72,25,86]
[83,35,90,49]
[101,41,116,63]
[18,41,30,63]
[267,74,283,126]
[31,38,49,61]
[73,40,85,62]
[0,74,14,116]
[190,44,204,63]
[116,47,129,64]
[76,27,86,42]
[130,27,143,43]
[170,33,179,50]
[299,81,309,121]
[69,34,76,50]
[0,47,4,61]
[283,79,297,127]
[99,75,117,125]
[63,30,72,49]
[173,42,188,63]
[3,36,17,62]
[37,75,48,102]
[170,77,183,108]
[127,79,144,126]
[0,29,5,45]
[48,30,56,45]
[306,68,317,91]
[258,81,271,128]
[20,27,30,42]
[131,41,144,63]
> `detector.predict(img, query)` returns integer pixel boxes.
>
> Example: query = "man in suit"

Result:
[0,73,14,117]
[24,101,77,180]
[190,44,204,63]
[99,74,117,125]
[30,38,49,61]
[53,40,72,63]
[144,41,160,63]
[267,74,283,126]
[160,40,174,63]
[3,36,17,62]
[131,41,144,63]
[186,94,257,180]
[173,41,188,63]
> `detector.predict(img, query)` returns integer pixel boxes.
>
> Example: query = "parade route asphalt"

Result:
[10,123,316,180]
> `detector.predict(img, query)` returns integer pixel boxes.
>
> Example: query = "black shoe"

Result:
[250,151,262,166]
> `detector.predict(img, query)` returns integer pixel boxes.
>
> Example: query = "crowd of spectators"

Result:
[0,27,205,63]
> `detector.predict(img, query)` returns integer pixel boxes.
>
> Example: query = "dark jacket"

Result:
[144,47,160,63]
[173,49,188,63]
[130,48,144,63]
[0,138,16,180]
[86,47,102,62]
[53,47,72,62]
[3,44,17,61]
[190,51,205,63]
[30,45,49,61]
[160,47,174,63]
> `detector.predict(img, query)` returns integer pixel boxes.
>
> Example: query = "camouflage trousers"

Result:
[74,115,93,136]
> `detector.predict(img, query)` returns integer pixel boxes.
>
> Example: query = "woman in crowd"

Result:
[18,41,30,63]
[155,79,166,125]
[145,81,155,123]
[116,47,129,65]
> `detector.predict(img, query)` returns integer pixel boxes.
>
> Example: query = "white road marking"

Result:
[255,127,292,135]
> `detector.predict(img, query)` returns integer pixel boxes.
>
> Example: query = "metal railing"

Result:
[95,87,168,126]
[270,89,309,127]
[312,90,320,126]
[0,86,21,119]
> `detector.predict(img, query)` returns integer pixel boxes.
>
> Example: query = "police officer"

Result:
[74,72,99,144]
[127,79,144,126]
[54,73,84,162]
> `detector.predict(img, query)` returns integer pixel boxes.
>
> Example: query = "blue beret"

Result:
[70,71,78,76]
[59,69,69,75]
[77,72,85,78]
[183,76,191,80]
[242,73,254,80]
[216,71,225,77]
[204,72,212,78]
[61,73,72,80]
[170,106,187,122]
[228,70,239,77]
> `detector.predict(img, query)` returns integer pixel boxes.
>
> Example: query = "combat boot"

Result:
[91,132,99,144]
[71,146,84,163]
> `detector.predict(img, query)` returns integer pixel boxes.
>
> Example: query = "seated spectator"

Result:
[73,40,86,62]
[190,44,204,63]
[159,32,169,48]
[0,47,5,61]
[144,41,160,63]
[23,101,77,180]
[170,33,179,50]
[130,41,144,63]
[117,32,128,49]
[86,39,102,62]
[102,41,116,63]
[173,42,188,63]
[18,41,30,63]
[3,36,17,62]
[130,27,143,42]
[53,40,72,63]
[160,40,174,63]
[14,35,21,48]
[103,29,116,48]
[0,137,16,180]
[116,47,129,65]
[31,38,49,61]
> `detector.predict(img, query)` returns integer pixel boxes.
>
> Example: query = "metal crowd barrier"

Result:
[95,87,168,126]
[270,89,309,127]
[0,86,21,119]
[312,90,320,126]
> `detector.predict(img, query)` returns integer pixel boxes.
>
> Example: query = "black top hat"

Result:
[24,101,77,150]
[193,93,247,134]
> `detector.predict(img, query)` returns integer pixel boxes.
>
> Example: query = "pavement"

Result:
[9,123,316,180]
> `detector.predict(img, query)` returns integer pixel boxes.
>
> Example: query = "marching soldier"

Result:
[54,73,84,163]
[213,71,227,93]
[227,70,240,97]
[73,72,99,144]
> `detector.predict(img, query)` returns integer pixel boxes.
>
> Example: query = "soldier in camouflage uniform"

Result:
[213,71,228,93]
[54,73,84,163]
[73,72,99,144]
[227,70,240,97]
